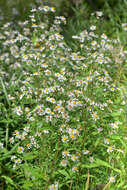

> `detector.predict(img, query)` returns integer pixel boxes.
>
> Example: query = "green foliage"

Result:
[0,3,127,190]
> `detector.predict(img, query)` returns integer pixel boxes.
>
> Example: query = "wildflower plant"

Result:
[0,4,127,190]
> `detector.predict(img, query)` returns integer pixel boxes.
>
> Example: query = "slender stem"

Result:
[102,181,110,190]
[5,125,9,149]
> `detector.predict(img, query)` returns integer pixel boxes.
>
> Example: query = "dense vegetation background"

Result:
[0,0,127,41]
[0,0,127,190]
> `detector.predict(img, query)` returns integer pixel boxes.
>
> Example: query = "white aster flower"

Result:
[60,159,68,166]
[109,176,116,183]
[96,11,103,17]
[49,182,58,190]
[15,159,22,165]
[72,166,79,172]
[90,25,96,31]
[62,136,69,143]
[107,146,113,153]
[17,146,24,153]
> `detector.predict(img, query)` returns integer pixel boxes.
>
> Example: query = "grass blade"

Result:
[85,170,90,190]
[0,77,10,106]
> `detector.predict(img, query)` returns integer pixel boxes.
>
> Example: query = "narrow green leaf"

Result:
[0,143,19,161]
[85,170,90,190]
[83,159,121,173]
[23,152,37,160]
[58,170,70,179]
[1,175,17,188]
[0,78,10,106]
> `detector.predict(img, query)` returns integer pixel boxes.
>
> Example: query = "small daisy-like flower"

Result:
[97,57,103,64]
[50,45,56,50]
[50,7,55,12]
[24,127,30,132]
[62,151,70,157]
[73,129,79,136]
[70,134,76,140]
[9,137,14,144]
[58,107,65,113]
[107,146,113,153]
[44,70,51,76]
[15,159,22,165]
[38,108,45,116]
[54,104,60,111]
[11,155,17,161]
[14,106,23,116]
[90,25,96,31]
[55,73,60,77]
[67,104,73,110]
[72,100,76,105]
[92,112,99,121]
[96,11,103,17]
[60,159,68,166]
[107,99,113,104]
[43,6,50,12]
[46,97,51,102]
[72,166,79,172]
[43,130,49,134]
[26,143,32,149]
[77,101,82,106]
[91,40,97,46]
[89,156,94,163]
[104,138,110,144]
[45,108,51,114]
[51,112,54,115]
[117,149,124,154]
[46,115,52,122]
[14,130,21,139]
[21,132,27,140]
[82,149,89,155]
[49,182,58,190]
[110,123,119,129]
[50,98,56,104]
[31,8,36,12]
[71,155,78,162]
[13,164,17,169]
[61,16,66,22]
[45,88,50,94]
[8,95,15,100]
[29,117,35,121]
[122,23,127,31]
[60,124,66,132]
[17,146,24,153]
[109,176,116,183]
[87,76,92,82]
[62,136,69,143]
[101,40,105,46]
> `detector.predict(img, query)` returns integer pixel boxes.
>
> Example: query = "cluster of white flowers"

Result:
[0,4,126,188]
